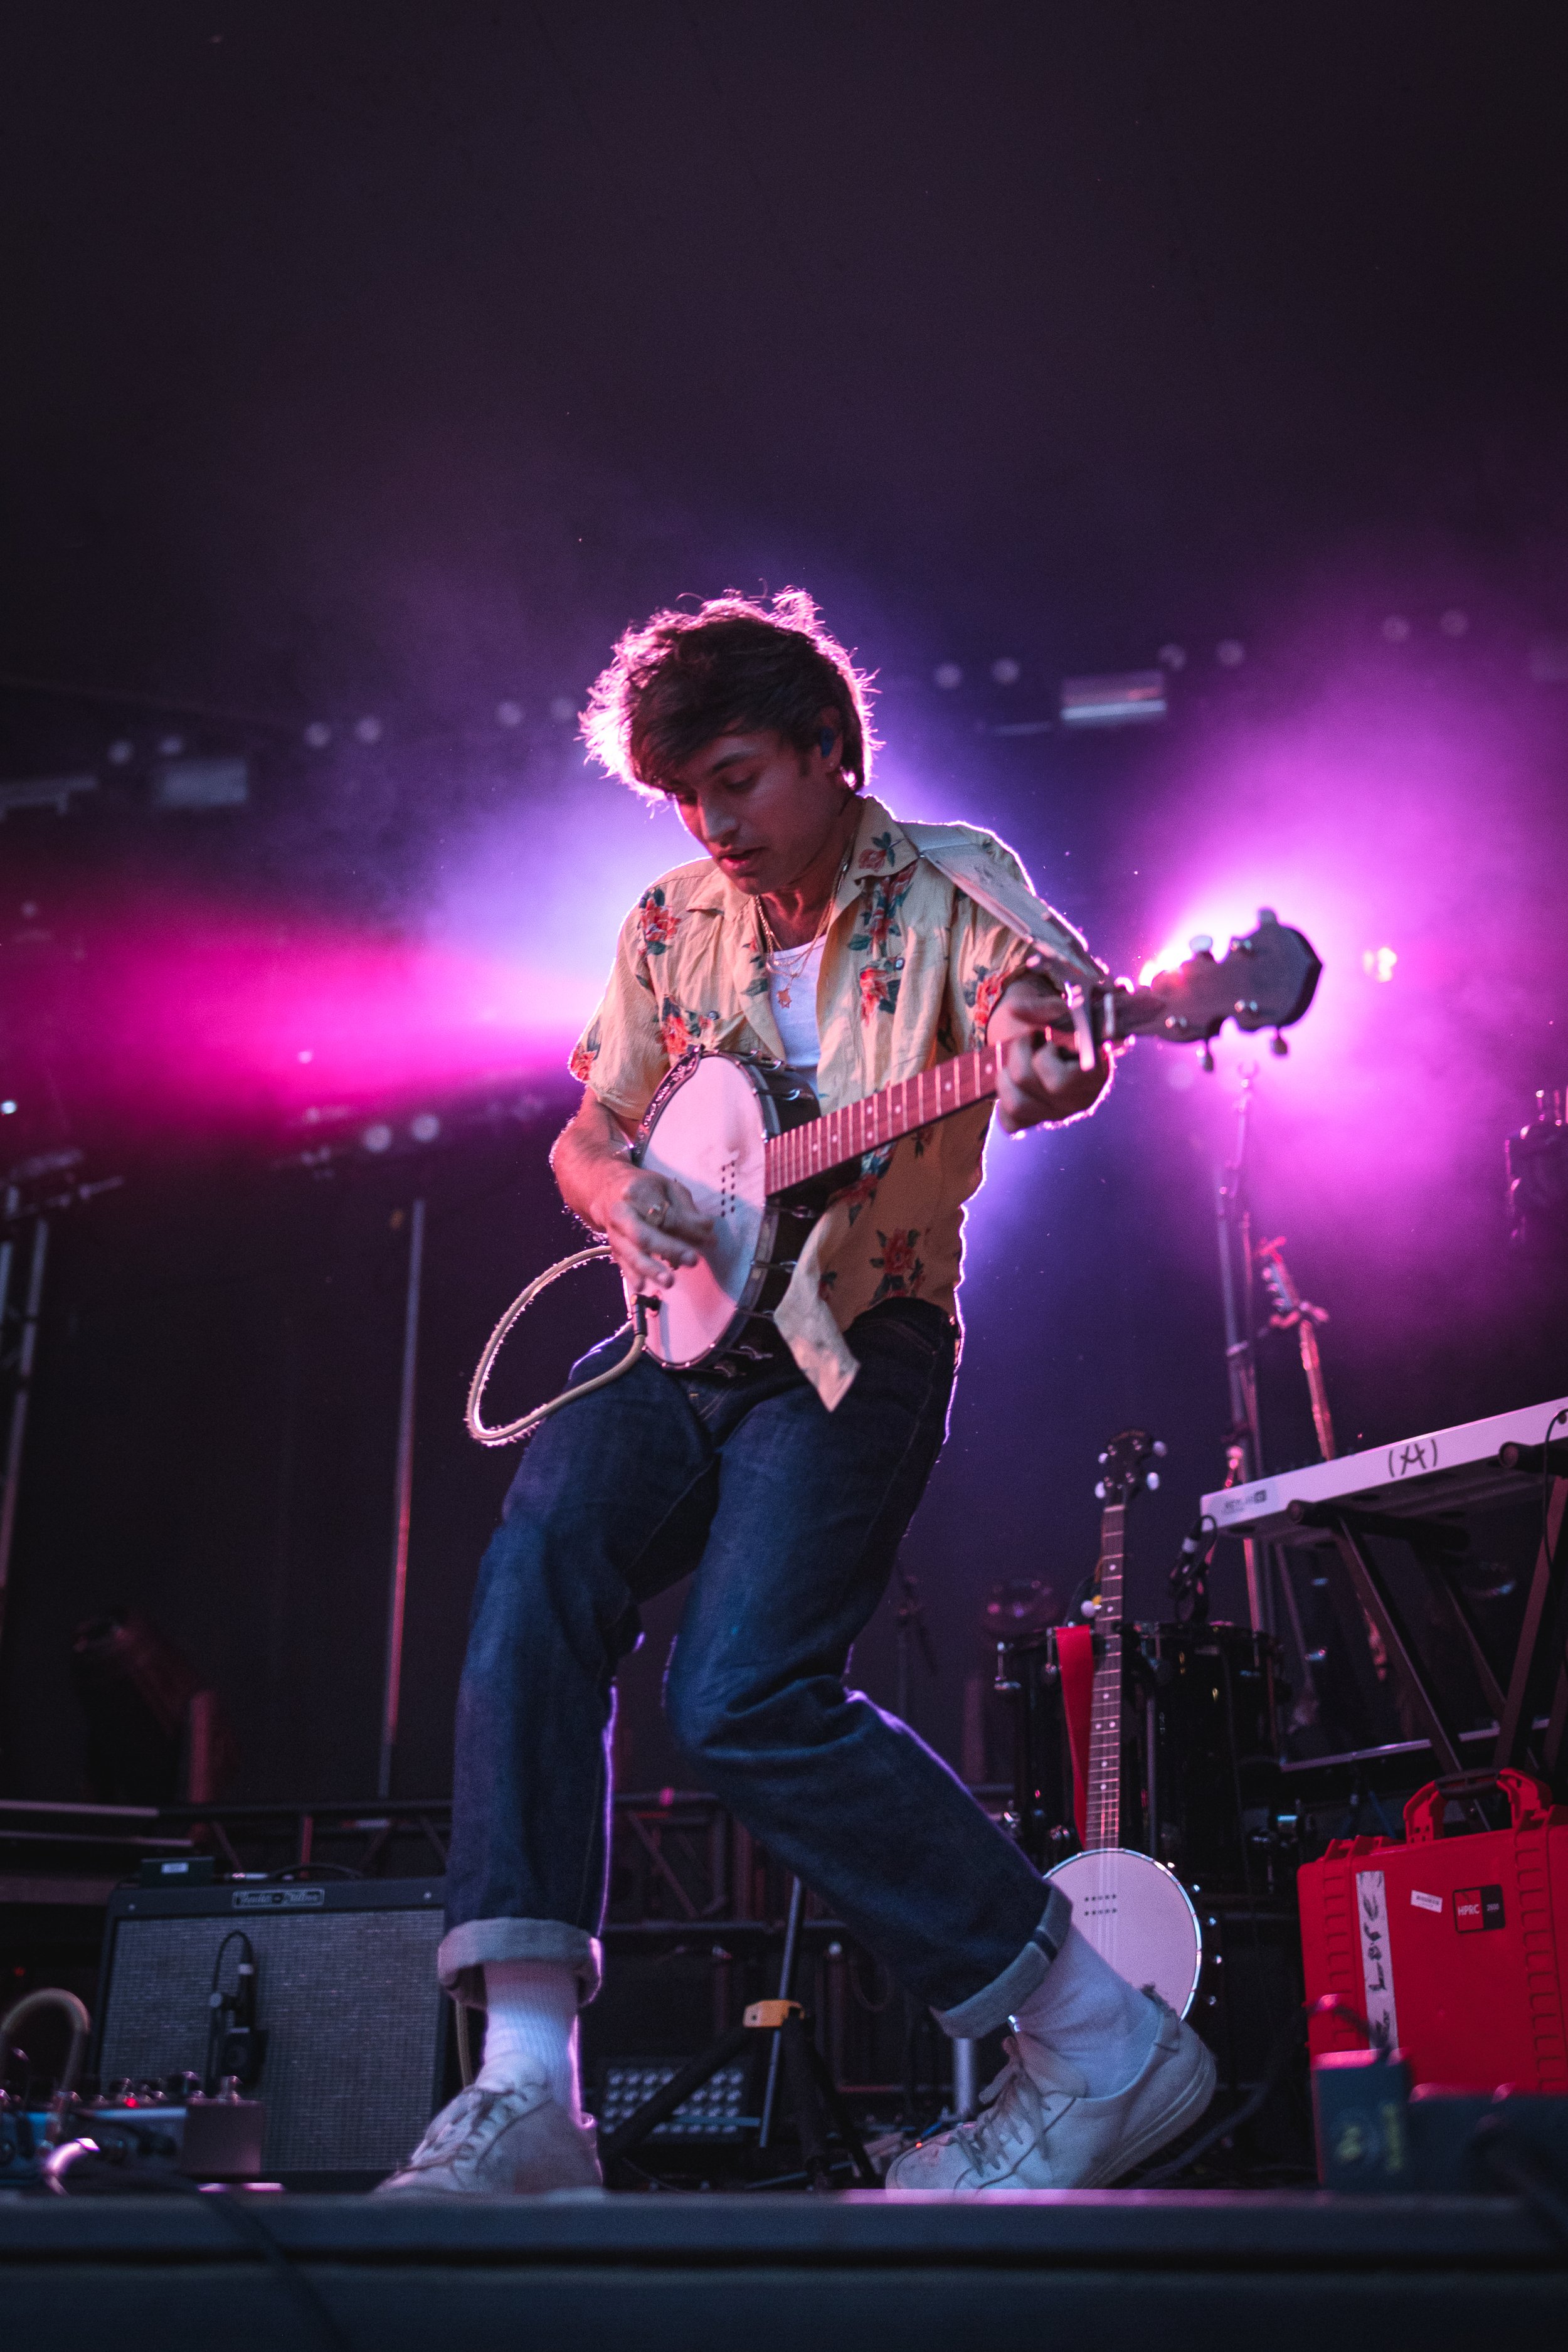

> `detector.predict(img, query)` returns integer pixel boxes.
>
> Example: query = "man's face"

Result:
[663,727,856,899]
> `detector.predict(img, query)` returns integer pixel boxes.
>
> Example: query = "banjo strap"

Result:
[899,821,1108,992]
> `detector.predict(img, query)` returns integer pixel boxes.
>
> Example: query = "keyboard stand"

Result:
[1289,1503,1472,1774]
[1494,1473,1568,1779]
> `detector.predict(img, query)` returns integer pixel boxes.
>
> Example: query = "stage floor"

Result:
[1,2188,1564,2349]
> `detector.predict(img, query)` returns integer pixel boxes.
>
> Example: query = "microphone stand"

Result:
[1214,1066,1274,1635]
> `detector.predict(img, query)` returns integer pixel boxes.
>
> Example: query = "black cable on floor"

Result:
[1137,2006,1308,2188]
[50,2151,353,2352]
[1473,2116,1568,2245]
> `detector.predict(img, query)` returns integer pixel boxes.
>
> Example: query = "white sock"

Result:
[1010,1925,1158,2099]
[474,1959,582,2119]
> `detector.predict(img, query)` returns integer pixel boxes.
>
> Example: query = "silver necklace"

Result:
[758,836,855,1007]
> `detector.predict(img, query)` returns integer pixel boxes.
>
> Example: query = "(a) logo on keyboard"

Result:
[1387,1438,1438,1480]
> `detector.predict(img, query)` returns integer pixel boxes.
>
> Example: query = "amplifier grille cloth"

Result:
[98,1908,445,2172]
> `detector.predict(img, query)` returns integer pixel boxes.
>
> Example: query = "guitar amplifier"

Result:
[93,1878,449,2184]
[1298,1771,1568,2094]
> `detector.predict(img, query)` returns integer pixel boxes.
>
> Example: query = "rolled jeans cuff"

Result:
[438,1918,603,2010]
[930,1885,1073,2040]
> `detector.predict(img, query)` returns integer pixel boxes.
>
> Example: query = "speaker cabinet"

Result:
[93,1878,448,2185]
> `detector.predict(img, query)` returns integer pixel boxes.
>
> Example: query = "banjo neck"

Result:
[1085,1498,1126,1853]
[1079,1426,1161,1853]
[758,904,1321,1198]
[763,1043,997,1196]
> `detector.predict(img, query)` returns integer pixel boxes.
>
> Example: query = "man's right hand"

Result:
[551,1088,714,1291]
[593,1162,714,1294]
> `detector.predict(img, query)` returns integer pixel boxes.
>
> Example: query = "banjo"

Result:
[465,909,1318,1442]
[632,909,1320,1371]
[1045,1429,1204,2017]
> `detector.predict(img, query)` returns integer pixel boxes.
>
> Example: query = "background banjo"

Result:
[1043,1428,1204,2018]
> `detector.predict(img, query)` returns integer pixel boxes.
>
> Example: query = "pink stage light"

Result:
[961,645,1564,1331]
[33,775,694,1139]
[19,889,588,1138]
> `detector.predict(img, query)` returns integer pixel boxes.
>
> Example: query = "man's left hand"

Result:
[990,975,1113,1132]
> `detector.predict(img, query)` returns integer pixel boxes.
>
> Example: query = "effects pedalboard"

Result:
[0,2083,264,2189]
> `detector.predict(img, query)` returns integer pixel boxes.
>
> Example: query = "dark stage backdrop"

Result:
[4,1,1567,1802]
[4,660,1564,1805]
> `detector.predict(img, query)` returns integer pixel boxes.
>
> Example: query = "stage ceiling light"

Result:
[152,757,249,810]
[990,658,1020,685]
[303,721,332,748]
[354,716,383,743]
[1215,639,1246,668]
[1382,615,1412,642]
[933,663,963,690]
[1060,670,1166,728]
[409,1112,441,1143]
[0,773,98,819]
[496,701,523,727]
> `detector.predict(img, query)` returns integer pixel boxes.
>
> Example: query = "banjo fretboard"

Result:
[763,1043,999,1197]
[1085,1500,1126,1853]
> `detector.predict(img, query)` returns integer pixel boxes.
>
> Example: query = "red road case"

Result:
[1298,1769,1568,2094]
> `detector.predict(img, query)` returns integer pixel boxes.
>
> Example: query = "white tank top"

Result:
[766,936,825,1096]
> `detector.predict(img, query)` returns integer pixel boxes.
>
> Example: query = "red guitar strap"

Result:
[1054,1623,1095,1845]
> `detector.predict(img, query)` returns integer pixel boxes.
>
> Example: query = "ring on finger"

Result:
[645,1200,665,1229]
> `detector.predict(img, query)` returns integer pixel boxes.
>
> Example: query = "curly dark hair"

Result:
[580,588,878,800]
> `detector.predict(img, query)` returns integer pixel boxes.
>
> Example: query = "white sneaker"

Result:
[375,2082,603,2196]
[884,1994,1216,2194]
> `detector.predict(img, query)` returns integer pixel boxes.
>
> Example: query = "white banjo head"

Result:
[634,1054,772,1367]
[1044,1846,1204,2018]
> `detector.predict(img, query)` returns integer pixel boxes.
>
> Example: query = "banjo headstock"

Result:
[1093,1428,1166,1507]
[1034,909,1321,1071]
[1136,909,1320,1046]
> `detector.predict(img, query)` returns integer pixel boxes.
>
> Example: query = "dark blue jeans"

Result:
[442,1298,1066,2035]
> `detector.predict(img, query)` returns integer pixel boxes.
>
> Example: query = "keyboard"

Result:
[1199,1394,1568,1541]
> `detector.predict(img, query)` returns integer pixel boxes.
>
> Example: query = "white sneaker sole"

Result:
[1078,2032,1219,2188]
[882,2026,1220,2197]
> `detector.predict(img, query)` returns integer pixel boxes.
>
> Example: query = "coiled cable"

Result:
[465,1246,654,1447]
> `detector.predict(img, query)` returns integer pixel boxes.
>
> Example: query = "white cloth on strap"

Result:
[901,820,1108,990]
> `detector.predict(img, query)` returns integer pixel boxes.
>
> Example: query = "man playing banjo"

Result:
[381,591,1216,2195]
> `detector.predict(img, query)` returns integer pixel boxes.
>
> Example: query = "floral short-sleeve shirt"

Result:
[569,793,1046,1405]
